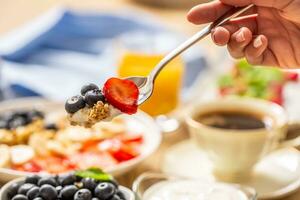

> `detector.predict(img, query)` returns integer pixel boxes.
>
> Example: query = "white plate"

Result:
[162,140,300,199]
[0,97,161,182]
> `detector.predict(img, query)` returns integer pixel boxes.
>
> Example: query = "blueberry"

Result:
[84,89,105,107]
[59,185,78,200]
[65,95,86,114]
[8,117,27,129]
[18,183,35,195]
[76,175,83,182]
[108,179,119,187]
[116,190,126,200]
[110,194,122,200]
[13,111,28,117]
[81,83,99,96]
[55,185,63,193]
[28,110,44,120]
[94,182,116,200]
[0,119,8,129]
[39,184,57,200]
[12,194,28,200]
[25,175,41,185]
[44,123,58,131]
[58,173,77,186]
[26,186,39,200]
[74,189,92,200]
[38,177,57,187]
[81,178,97,191]
[7,182,20,199]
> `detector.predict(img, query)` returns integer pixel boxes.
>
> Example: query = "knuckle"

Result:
[227,46,244,59]
[245,55,261,65]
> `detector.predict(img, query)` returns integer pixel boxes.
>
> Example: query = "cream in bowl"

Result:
[133,173,256,200]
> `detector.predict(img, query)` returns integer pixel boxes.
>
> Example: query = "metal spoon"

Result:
[125,4,254,105]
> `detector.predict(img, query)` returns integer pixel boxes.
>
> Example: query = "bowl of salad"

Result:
[218,59,298,105]
[0,98,161,182]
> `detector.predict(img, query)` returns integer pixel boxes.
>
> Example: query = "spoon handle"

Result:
[149,4,254,82]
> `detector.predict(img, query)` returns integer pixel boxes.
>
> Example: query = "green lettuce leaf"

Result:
[75,168,113,181]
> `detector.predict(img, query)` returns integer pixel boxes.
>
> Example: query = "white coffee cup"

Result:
[185,98,300,182]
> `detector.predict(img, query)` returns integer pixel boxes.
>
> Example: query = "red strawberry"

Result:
[103,78,139,114]
[270,95,284,105]
[13,160,42,173]
[285,72,298,82]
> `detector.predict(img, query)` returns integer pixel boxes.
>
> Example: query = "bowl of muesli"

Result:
[0,98,161,182]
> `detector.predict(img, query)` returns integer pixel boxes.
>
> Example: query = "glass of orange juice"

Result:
[118,52,185,116]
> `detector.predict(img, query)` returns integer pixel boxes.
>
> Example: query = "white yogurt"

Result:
[69,105,122,126]
[103,106,122,122]
[143,180,249,200]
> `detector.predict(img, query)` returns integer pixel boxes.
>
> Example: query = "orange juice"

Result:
[118,52,184,116]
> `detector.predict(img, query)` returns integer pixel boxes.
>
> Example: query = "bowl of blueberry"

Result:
[0,168,134,200]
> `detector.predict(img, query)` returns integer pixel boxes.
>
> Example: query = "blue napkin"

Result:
[0,7,207,101]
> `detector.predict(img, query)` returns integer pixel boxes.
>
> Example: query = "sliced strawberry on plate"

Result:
[69,152,118,169]
[285,72,298,82]
[97,139,140,162]
[103,78,139,114]
[118,134,144,143]
[12,160,42,173]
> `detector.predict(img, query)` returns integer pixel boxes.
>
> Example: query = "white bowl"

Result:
[0,97,162,182]
[0,178,135,200]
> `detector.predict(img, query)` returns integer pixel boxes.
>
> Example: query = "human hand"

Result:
[187,0,300,68]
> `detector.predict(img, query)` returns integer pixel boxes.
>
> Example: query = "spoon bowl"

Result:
[124,76,153,105]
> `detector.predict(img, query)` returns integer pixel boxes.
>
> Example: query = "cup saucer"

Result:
[162,139,300,199]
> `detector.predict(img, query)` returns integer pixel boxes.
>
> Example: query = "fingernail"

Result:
[212,29,218,44]
[236,30,245,42]
[253,36,263,48]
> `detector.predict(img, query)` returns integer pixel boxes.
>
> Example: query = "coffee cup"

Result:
[185,98,300,182]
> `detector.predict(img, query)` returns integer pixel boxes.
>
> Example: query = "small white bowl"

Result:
[0,177,135,200]
[133,173,257,200]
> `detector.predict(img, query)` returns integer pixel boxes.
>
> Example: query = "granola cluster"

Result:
[68,101,110,128]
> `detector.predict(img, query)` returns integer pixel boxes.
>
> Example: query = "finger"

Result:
[229,14,258,33]
[211,15,257,46]
[227,27,253,59]
[220,0,289,9]
[211,27,231,45]
[244,35,268,65]
[187,1,232,24]
[213,14,257,37]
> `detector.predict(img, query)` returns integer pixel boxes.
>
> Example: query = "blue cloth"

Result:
[0,8,207,101]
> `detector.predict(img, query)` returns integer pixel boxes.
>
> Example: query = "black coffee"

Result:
[196,111,268,130]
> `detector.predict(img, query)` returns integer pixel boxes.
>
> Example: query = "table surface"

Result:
[0,0,299,199]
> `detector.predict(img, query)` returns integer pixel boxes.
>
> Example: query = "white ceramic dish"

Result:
[133,173,257,200]
[162,140,300,199]
[0,177,135,200]
[0,97,161,182]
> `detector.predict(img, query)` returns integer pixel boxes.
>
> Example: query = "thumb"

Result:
[220,0,289,9]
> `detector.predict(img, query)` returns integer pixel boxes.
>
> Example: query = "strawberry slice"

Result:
[103,78,139,114]
[285,72,298,82]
